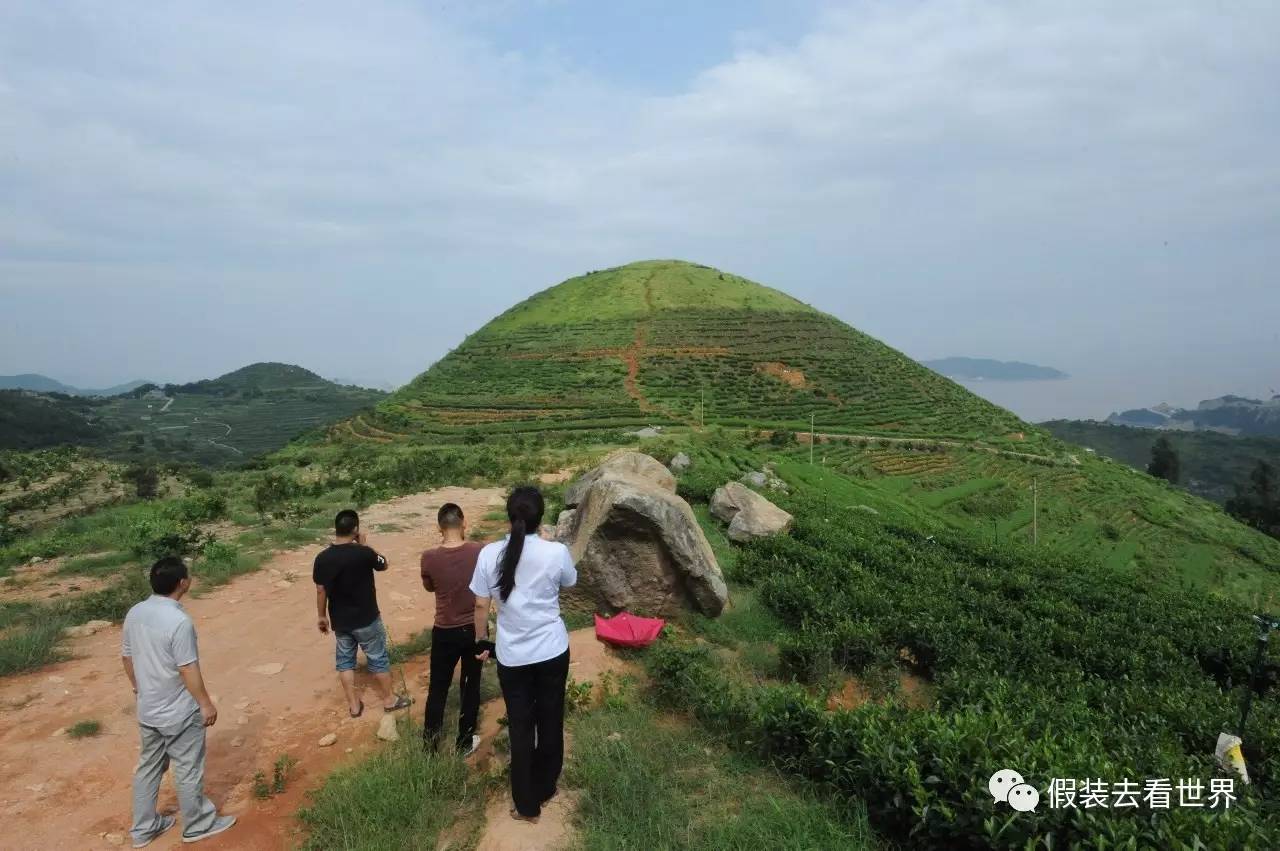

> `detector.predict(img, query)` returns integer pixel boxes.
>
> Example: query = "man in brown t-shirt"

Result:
[420,502,485,754]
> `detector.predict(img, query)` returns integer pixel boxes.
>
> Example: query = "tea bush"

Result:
[651,495,1280,848]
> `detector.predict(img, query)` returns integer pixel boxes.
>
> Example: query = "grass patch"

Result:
[918,477,999,509]
[387,629,432,665]
[567,687,875,850]
[692,503,737,575]
[67,719,102,738]
[298,723,486,850]
[563,609,595,631]
[57,550,134,577]
[682,585,783,649]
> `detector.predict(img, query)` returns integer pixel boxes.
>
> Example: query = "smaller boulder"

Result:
[625,426,664,439]
[318,732,338,747]
[711,482,794,543]
[669,452,691,473]
[64,619,113,639]
[741,471,768,489]
[376,714,399,742]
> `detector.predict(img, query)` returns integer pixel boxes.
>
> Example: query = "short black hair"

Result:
[150,557,189,595]
[438,503,464,529]
[335,509,359,537]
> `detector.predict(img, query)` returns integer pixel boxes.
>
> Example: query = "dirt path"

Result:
[0,486,506,851]
[470,629,636,851]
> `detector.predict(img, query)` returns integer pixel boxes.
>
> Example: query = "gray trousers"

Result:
[131,709,218,843]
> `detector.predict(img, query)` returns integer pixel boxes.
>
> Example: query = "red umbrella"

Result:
[594,611,666,648]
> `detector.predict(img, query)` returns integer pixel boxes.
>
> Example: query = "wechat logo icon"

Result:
[990,769,1039,812]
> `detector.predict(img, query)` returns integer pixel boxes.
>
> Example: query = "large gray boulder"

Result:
[669,452,691,473]
[711,482,794,543]
[564,450,676,508]
[561,454,727,617]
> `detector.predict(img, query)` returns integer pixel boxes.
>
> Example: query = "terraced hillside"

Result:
[360,260,1033,446]
[324,260,1280,606]
[0,363,386,466]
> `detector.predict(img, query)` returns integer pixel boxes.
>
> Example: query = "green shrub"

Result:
[252,471,299,519]
[175,490,227,523]
[125,514,204,560]
[649,495,1280,849]
[67,719,102,739]
[0,618,65,676]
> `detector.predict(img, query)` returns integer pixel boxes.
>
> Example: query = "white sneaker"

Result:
[462,734,482,758]
[182,814,236,844]
[132,815,176,848]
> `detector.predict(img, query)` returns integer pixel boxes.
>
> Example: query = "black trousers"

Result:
[497,648,570,818]
[423,624,482,752]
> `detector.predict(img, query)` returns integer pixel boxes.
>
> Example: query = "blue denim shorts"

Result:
[334,617,390,674]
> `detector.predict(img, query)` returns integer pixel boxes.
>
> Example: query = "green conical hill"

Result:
[371,260,1029,442]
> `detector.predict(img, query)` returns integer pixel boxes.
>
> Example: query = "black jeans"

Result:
[423,624,482,752]
[497,648,570,818]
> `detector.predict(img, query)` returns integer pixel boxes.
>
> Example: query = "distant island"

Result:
[921,357,1068,381]
[1104,394,1280,438]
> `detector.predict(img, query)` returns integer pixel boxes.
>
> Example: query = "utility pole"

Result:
[810,412,815,465]
[700,389,705,428]
[1032,476,1039,547]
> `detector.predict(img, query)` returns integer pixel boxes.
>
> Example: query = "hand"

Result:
[200,702,218,727]
[476,650,491,662]
[355,529,367,546]
[474,638,495,662]
[318,617,330,634]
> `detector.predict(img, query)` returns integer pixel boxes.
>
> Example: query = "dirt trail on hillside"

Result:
[0,487,505,851]
[469,629,635,851]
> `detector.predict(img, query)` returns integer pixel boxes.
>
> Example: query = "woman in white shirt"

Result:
[470,485,577,823]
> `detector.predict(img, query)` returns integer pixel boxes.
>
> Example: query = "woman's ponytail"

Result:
[498,486,545,601]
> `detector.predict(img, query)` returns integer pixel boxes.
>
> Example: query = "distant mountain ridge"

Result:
[1106,394,1280,437]
[0,361,385,465]
[921,357,1068,381]
[1043,419,1280,504]
[0,374,150,397]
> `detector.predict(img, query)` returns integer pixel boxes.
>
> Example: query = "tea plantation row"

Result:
[652,491,1278,848]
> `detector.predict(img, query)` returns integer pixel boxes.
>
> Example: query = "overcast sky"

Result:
[1,1,1277,418]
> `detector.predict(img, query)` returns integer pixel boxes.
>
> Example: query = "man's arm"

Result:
[121,656,137,694]
[357,530,389,571]
[177,662,217,727]
[316,585,330,633]
[473,596,493,661]
[420,557,435,592]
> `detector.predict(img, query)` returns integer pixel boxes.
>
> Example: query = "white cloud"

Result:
[0,0,1276,400]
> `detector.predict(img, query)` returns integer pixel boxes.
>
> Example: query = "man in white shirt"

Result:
[122,557,236,847]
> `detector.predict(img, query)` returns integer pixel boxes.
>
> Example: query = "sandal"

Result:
[349,700,364,718]
[384,694,413,712]
[509,808,540,824]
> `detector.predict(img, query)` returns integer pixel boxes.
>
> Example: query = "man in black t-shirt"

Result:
[313,509,412,717]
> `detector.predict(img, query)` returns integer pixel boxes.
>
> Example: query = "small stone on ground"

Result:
[248,662,285,676]
[376,714,399,742]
